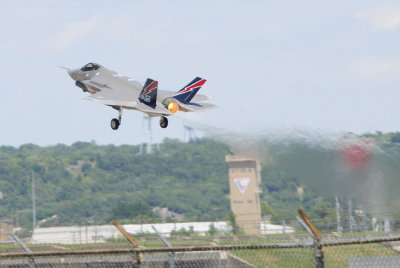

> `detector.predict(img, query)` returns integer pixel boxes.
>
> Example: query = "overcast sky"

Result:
[1,0,400,147]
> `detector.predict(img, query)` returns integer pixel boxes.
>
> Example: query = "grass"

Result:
[232,248,315,268]
[231,242,400,268]
[1,232,399,268]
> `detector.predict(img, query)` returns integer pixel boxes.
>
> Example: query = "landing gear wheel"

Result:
[110,107,122,130]
[160,116,168,128]
[111,118,120,130]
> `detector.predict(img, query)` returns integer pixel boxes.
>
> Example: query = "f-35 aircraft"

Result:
[66,63,215,129]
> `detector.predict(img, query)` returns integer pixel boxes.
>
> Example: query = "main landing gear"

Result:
[160,116,168,128]
[111,108,123,130]
[110,109,168,129]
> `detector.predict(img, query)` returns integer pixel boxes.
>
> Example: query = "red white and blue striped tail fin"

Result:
[172,77,206,103]
[138,78,158,108]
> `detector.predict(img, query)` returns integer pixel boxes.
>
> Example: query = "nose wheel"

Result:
[111,107,123,130]
[160,116,168,128]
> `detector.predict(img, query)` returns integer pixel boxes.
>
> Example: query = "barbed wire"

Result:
[2,234,400,259]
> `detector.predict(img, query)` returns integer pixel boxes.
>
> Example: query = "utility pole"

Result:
[143,115,152,154]
[213,208,222,268]
[86,221,88,244]
[184,125,196,142]
[31,173,36,232]
[335,196,341,233]
[348,199,353,233]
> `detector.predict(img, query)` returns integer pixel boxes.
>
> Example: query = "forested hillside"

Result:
[2,132,400,234]
[0,139,232,232]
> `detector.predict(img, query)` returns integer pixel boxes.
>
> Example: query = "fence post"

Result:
[152,225,175,268]
[12,235,35,268]
[314,239,324,268]
[112,220,142,267]
[297,210,325,268]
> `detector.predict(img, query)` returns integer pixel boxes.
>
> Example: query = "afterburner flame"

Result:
[168,102,179,114]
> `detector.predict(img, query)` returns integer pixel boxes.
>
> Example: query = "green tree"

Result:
[112,202,154,220]
[261,203,277,218]
[226,212,239,235]
[208,223,217,236]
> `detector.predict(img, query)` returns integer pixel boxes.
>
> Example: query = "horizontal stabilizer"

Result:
[178,102,216,112]
[191,93,211,102]
[135,103,172,115]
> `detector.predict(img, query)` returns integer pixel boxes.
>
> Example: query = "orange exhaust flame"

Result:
[168,102,179,114]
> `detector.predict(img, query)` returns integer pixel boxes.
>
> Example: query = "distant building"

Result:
[31,221,293,244]
[260,222,294,235]
[32,222,228,244]
[225,155,262,235]
[0,221,14,242]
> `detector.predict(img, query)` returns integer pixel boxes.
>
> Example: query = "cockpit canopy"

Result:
[80,63,101,72]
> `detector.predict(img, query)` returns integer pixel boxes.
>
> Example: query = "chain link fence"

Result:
[0,234,400,267]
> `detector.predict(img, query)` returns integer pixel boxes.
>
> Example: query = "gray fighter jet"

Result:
[66,63,215,129]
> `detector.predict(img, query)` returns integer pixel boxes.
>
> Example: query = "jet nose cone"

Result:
[68,70,81,81]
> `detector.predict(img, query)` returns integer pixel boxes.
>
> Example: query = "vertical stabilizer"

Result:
[139,78,158,108]
[172,77,206,103]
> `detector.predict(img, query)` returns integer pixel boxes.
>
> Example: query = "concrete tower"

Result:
[225,155,261,235]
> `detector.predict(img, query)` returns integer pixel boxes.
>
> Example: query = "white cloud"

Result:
[356,6,400,31]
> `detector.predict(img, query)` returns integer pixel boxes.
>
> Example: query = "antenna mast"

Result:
[143,115,152,153]
[31,173,36,231]
[335,196,341,233]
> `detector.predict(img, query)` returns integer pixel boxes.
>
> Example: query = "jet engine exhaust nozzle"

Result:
[168,102,179,114]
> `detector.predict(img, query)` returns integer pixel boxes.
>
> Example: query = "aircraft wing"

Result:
[85,90,139,107]
[82,68,143,95]
[86,90,172,115]
[82,69,172,115]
